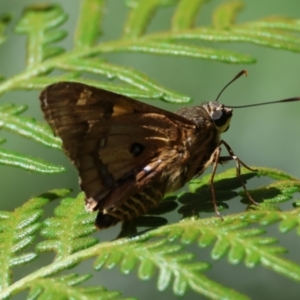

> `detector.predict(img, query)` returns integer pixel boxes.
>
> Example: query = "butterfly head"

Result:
[202,101,233,134]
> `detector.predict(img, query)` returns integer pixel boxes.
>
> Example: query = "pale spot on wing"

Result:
[76,97,87,106]
[143,165,152,173]
[85,197,98,212]
[77,89,92,105]
[137,159,163,181]
[112,104,134,116]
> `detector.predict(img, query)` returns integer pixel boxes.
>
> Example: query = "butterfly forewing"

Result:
[40,82,213,228]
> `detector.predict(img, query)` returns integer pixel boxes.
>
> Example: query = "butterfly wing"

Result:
[40,82,210,227]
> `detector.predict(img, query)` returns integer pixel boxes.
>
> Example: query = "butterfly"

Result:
[39,70,299,229]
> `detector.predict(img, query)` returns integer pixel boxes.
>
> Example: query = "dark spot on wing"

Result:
[130,142,145,157]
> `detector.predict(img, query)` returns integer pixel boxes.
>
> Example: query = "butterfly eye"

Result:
[130,142,145,157]
[211,110,222,121]
[212,110,231,127]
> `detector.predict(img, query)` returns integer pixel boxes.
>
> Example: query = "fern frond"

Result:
[74,0,104,50]
[172,0,206,31]
[0,104,60,148]
[2,0,300,98]
[0,143,65,173]
[123,0,177,38]
[241,207,300,233]
[26,273,134,300]
[241,179,300,204]
[245,16,300,31]
[57,57,190,102]
[0,103,62,172]
[0,189,70,290]
[1,232,246,299]
[0,1,300,171]
[212,0,244,29]
[15,4,67,68]
[0,166,300,299]
[147,214,300,282]
[37,193,98,260]
[0,14,10,46]
[180,167,300,215]
[94,238,247,299]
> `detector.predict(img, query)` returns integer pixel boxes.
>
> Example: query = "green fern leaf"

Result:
[57,57,190,102]
[245,16,300,31]
[0,104,61,148]
[0,14,10,47]
[123,0,177,38]
[0,142,64,173]
[0,189,70,290]
[147,215,300,281]
[172,0,207,31]
[26,273,134,300]
[0,165,300,299]
[92,237,247,299]
[17,72,81,91]
[107,40,255,64]
[15,4,67,67]
[74,0,104,49]
[37,193,98,260]
[212,0,244,29]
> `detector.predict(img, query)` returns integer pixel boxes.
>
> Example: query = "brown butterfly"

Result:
[40,70,299,229]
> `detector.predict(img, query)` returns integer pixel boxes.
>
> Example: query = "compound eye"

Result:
[212,110,228,127]
[211,110,222,120]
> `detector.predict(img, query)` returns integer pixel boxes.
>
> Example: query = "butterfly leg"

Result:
[219,140,258,205]
[208,146,225,219]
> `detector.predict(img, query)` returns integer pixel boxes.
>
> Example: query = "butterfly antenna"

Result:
[216,70,300,108]
[215,70,247,102]
[227,97,300,108]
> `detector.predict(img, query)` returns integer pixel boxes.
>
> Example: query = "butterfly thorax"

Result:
[173,101,233,186]
[177,101,232,134]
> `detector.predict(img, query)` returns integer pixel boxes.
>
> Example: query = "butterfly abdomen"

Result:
[95,187,163,228]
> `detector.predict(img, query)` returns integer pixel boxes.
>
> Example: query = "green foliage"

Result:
[0,104,62,173]
[0,0,300,299]
[1,0,300,172]
[36,193,98,260]
[0,168,300,299]
[0,189,70,290]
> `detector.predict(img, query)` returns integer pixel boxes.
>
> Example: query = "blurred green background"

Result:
[0,0,300,299]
